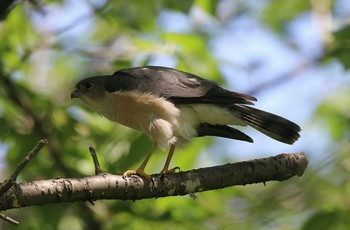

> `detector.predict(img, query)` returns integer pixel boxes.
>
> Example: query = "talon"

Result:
[161,166,180,174]
[123,169,152,182]
[123,170,137,177]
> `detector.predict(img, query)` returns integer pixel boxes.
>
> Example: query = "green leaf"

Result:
[302,209,350,230]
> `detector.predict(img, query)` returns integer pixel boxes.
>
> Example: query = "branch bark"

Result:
[0,152,308,211]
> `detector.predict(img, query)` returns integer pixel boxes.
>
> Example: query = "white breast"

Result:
[100,91,181,149]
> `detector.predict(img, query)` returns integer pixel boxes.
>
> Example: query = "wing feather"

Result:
[104,66,256,105]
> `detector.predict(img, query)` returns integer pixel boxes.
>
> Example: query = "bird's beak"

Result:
[71,89,79,100]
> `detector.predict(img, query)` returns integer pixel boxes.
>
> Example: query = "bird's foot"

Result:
[160,166,180,174]
[123,169,152,182]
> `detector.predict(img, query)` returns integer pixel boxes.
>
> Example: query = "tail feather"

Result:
[230,104,301,144]
[196,123,254,143]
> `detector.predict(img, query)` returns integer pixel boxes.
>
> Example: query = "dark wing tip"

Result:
[201,85,257,105]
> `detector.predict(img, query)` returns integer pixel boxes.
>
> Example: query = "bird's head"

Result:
[71,76,109,109]
[71,76,108,100]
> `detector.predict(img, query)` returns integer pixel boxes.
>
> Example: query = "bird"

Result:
[71,66,301,181]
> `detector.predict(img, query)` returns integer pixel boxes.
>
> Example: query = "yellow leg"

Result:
[160,145,179,173]
[123,143,156,181]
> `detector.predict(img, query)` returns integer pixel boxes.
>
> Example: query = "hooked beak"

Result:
[71,89,79,100]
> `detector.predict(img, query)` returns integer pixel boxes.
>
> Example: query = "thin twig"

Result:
[89,147,104,175]
[10,138,48,179]
[0,138,48,196]
[0,213,19,225]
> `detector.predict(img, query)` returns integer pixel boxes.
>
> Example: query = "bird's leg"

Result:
[160,145,179,174]
[123,143,156,181]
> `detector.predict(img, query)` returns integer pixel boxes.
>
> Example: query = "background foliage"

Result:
[1,0,350,229]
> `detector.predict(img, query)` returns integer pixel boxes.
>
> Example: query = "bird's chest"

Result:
[99,91,180,133]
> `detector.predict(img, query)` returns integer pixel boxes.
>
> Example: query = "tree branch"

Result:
[0,139,48,197]
[0,152,308,211]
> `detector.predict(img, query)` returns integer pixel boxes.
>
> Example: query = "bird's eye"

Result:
[83,82,94,90]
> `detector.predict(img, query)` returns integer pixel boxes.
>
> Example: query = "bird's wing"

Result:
[104,66,256,105]
[196,123,253,142]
